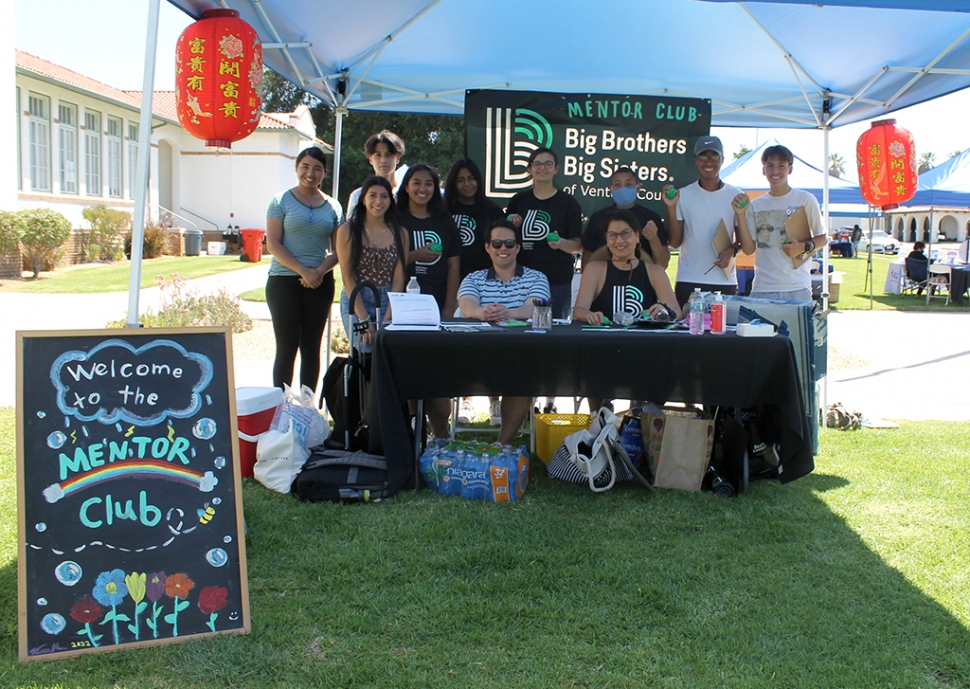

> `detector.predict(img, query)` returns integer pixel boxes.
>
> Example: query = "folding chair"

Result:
[902,256,928,295]
[929,264,951,305]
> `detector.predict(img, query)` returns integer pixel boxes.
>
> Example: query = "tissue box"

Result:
[737,322,776,337]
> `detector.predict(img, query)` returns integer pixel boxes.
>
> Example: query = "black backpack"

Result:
[291,448,391,503]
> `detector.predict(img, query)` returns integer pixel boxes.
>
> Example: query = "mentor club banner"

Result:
[465,89,711,219]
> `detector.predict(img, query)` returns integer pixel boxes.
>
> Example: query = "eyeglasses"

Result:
[489,239,517,249]
[606,229,635,241]
[531,160,556,169]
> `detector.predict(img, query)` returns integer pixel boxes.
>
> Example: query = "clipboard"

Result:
[711,220,735,279]
[784,206,812,269]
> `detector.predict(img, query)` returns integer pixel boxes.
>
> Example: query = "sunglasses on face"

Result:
[489,239,517,249]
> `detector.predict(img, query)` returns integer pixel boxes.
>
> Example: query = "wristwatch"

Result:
[800,238,815,260]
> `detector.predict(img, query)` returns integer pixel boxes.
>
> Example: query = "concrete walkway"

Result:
[1,266,968,421]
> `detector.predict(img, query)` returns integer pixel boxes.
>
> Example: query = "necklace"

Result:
[364,224,389,247]
[612,257,637,282]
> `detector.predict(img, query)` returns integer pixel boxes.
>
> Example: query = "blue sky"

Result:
[15,0,970,179]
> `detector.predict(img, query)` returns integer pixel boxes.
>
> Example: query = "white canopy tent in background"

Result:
[126,0,970,327]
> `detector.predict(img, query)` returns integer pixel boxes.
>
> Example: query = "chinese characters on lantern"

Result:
[175,9,262,149]
[855,119,917,211]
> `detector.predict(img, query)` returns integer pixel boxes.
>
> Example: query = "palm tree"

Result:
[918,152,936,174]
[733,145,752,161]
[828,153,846,178]
[949,150,963,160]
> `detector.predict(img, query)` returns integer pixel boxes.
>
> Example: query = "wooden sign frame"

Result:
[16,327,250,661]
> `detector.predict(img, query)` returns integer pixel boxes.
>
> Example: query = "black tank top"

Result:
[589,260,658,320]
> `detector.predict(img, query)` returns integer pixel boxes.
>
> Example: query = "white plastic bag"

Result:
[255,419,311,493]
[270,384,330,450]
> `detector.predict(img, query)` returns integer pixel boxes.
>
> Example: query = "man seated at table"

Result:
[458,219,550,445]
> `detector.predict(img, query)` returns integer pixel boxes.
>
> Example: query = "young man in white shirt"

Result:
[346,130,408,215]
[663,136,749,307]
[736,144,827,302]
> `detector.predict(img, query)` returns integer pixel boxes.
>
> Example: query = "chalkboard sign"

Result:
[16,328,250,661]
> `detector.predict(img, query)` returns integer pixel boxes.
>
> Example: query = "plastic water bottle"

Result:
[406,276,420,294]
[461,452,490,500]
[688,288,704,335]
[710,291,726,335]
[440,448,463,496]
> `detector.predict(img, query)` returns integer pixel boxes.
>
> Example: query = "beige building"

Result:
[13,49,328,235]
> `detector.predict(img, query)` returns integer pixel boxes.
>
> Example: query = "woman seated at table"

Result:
[573,209,681,413]
[573,209,681,326]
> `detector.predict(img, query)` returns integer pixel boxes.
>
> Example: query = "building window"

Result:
[28,93,51,192]
[58,102,78,194]
[107,116,123,198]
[128,122,139,198]
[84,110,101,196]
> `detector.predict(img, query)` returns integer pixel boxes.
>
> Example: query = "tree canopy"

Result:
[261,69,465,209]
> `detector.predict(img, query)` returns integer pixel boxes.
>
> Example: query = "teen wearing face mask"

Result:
[581,166,670,270]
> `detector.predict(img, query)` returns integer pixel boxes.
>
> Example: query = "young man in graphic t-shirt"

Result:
[737,144,827,302]
[663,136,750,307]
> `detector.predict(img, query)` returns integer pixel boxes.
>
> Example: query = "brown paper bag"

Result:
[640,409,714,492]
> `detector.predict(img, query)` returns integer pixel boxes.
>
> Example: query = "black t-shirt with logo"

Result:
[582,203,668,260]
[450,198,506,279]
[589,260,659,321]
[400,211,462,310]
[505,189,582,286]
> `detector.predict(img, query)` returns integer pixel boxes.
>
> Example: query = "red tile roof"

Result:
[16,50,322,140]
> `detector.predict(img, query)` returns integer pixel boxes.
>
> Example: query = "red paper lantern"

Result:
[855,119,917,211]
[175,9,262,149]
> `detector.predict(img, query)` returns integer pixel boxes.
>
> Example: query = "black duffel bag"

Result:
[291,448,392,503]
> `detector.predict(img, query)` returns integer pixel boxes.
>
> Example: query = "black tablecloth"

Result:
[949,266,970,306]
[372,324,814,488]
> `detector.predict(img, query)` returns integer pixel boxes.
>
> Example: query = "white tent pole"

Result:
[331,107,345,202]
[821,125,830,415]
[126,0,160,328]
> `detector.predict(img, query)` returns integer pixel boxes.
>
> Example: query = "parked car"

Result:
[857,230,898,254]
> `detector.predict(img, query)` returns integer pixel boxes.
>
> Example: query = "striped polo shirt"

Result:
[457,265,550,309]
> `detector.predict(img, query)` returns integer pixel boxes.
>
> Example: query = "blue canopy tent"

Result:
[159,0,970,199]
[721,138,868,207]
[910,148,970,207]
[123,0,970,322]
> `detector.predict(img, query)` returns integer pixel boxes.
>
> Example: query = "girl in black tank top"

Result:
[573,210,681,326]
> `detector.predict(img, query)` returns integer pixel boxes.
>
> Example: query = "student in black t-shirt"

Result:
[445,158,506,280]
[582,166,670,269]
[506,147,582,319]
[444,157,507,425]
[396,163,460,443]
[397,164,462,317]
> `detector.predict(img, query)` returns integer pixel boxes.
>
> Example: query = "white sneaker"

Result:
[457,399,475,425]
[489,400,502,426]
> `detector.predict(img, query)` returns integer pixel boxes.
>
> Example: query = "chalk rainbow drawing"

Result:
[43,461,218,503]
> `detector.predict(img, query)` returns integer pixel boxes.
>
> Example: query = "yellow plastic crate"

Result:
[534,413,591,464]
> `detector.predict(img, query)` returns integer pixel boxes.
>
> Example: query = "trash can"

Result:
[240,228,266,263]
[183,228,203,256]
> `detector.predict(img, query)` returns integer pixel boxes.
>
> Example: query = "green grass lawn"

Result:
[826,253,969,312]
[0,256,270,294]
[2,406,969,688]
